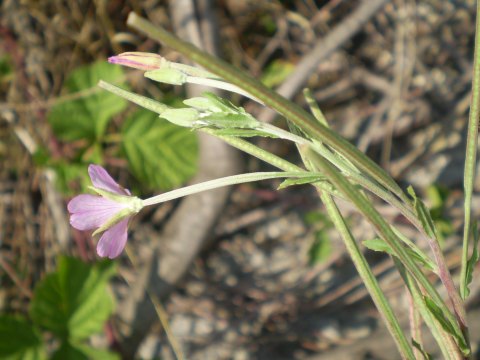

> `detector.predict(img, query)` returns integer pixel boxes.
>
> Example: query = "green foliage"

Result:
[51,342,119,360]
[425,185,454,241]
[184,92,259,129]
[309,230,332,264]
[261,60,294,88]
[464,222,479,298]
[0,56,13,81]
[304,211,333,264]
[209,128,278,138]
[411,339,433,360]
[122,109,198,190]
[363,238,436,272]
[277,176,325,190]
[48,61,127,142]
[51,162,91,195]
[423,297,469,355]
[0,315,46,360]
[30,256,116,341]
[259,14,277,35]
[0,257,117,359]
[407,186,438,240]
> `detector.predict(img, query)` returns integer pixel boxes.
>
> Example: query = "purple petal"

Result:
[88,164,130,195]
[96,218,129,259]
[68,194,127,231]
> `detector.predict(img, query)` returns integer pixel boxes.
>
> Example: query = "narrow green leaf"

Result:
[277,176,325,190]
[48,62,127,141]
[0,315,46,360]
[464,222,480,298]
[363,237,436,272]
[411,339,433,360]
[209,128,278,138]
[461,0,480,301]
[122,109,198,190]
[30,257,116,340]
[407,186,438,240]
[196,92,241,113]
[199,112,259,129]
[424,297,469,355]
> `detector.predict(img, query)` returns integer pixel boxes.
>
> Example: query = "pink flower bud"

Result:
[108,52,165,71]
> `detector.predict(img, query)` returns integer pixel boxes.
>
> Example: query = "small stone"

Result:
[344,322,372,340]
[195,318,213,336]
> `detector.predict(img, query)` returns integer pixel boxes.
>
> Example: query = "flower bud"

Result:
[108,52,165,71]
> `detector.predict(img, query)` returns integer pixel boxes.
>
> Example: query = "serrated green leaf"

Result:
[411,339,433,360]
[122,109,198,190]
[209,128,278,138]
[51,341,119,360]
[424,297,469,355]
[363,238,436,272]
[464,222,480,298]
[0,315,46,360]
[30,257,116,341]
[48,62,127,141]
[277,176,325,190]
[408,186,438,240]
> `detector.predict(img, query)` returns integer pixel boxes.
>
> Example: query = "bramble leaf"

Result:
[30,256,116,341]
[122,109,198,190]
[0,315,46,360]
[48,62,127,142]
[51,341,119,360]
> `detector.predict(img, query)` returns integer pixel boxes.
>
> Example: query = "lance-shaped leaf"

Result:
[363,238,436,272]
[411,339,433,360]
[408,186,438,240]
[277,176,326,190]
[209,128,278,138]
[424,297,469,356]
[464,221,480,298]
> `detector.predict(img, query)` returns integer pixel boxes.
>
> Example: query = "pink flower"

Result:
[68,165,143,259]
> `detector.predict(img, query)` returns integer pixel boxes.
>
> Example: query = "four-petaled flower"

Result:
[68,165,143,259]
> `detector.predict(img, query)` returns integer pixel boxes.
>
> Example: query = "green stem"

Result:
[320,192,415,359]
[398,260,462,360]
[126,12,408,204]
[306,151,465,352]
[461,0,480,300]
[142,171,321,206]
